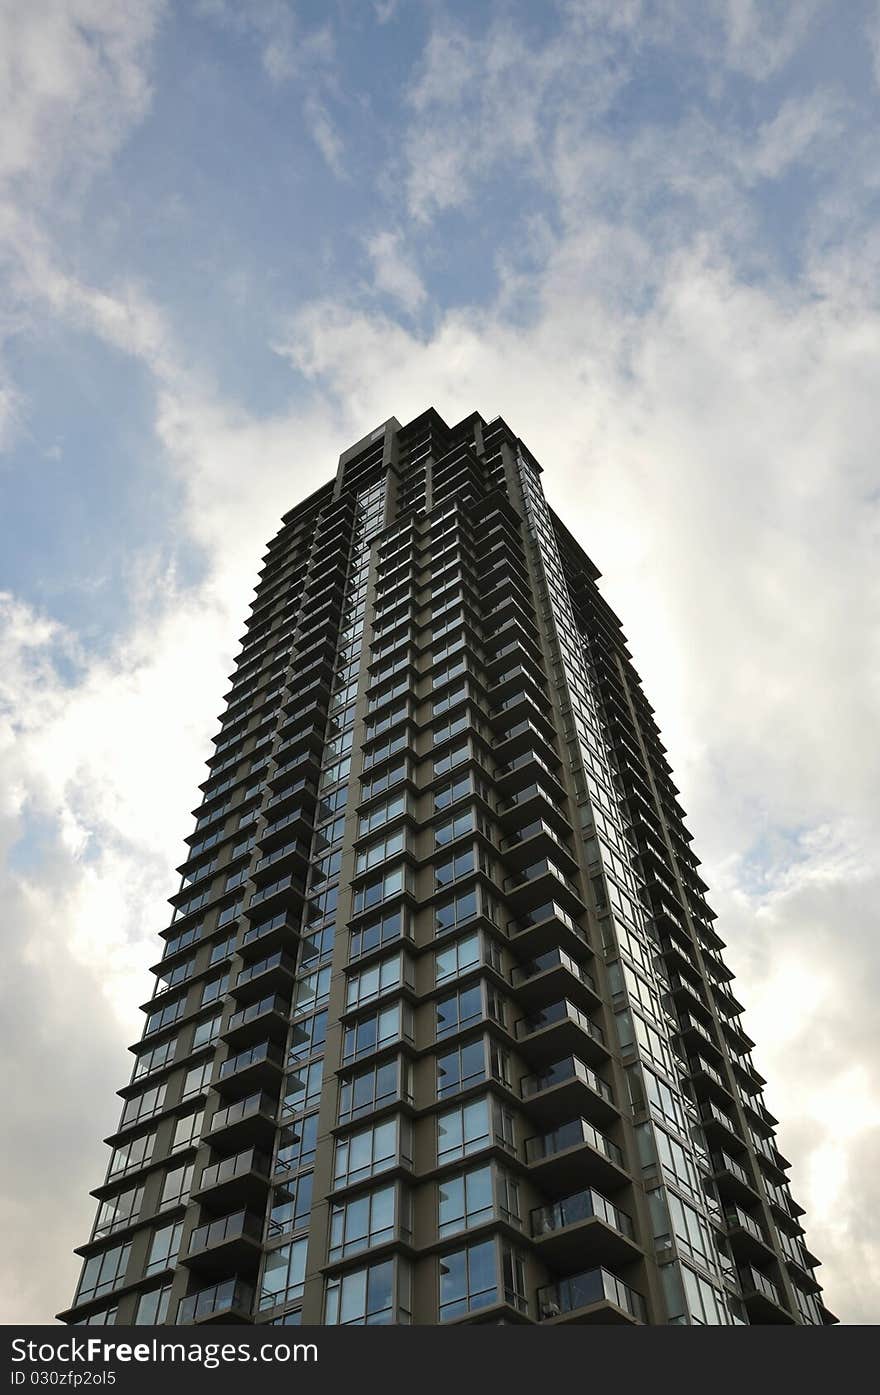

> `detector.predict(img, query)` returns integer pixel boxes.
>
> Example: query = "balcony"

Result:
[685,1056,736,1109]
[205,1092,277,1152]
[177,1278,254,1325]
[233,949,296,999]
[507,900,588,960]
[532,1188,640,1268]
[495,750,564,800]
[674,1012,723,1062]
[501,818,577,876]
[737,1266,794,1324]
[699,1100,744,1153]
[497,781,572,830]
[537,1268,645,1325]
[182,1209,264,1277]
[709,1151,760,1206]
[215,1040,284,1096]
[192,1147,271,1207]
[526,1117,627,1193]
[245,873,305,919]
[504,859,584,917]
[723,1206,776,1265]
[251,837,309,879]
[240,911,299,954]
[521,1055,617,1127]
[511,947,598,1012]
[223,994,289,1048]
[486,661,547,707]
[516,999,608,1067]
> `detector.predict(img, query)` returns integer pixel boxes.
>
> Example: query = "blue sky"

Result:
[1,0,879,1324]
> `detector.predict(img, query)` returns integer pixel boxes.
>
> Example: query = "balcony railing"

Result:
[207,1091,274,1136]
[511,946,595,996]
[724,1206,766,1245]
[177,1278,254,1324]
[197,1147,270,1194]
[226,994,287,1034]
[218,1040,283,1082]
[187,1208,262,1256]
[526,1117,622,1169]
[516,999,605,1049]
[521,1055,613,1106]
[537,1268,645,1322]
[508,901,586,945]
[738,1265,784,1307]
[532,1187,633,1241]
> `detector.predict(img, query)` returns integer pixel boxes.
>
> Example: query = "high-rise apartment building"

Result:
[59,410,836,1328]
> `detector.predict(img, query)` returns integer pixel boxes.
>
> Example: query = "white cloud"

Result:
[365,230,426,312]
[0,0,164,196]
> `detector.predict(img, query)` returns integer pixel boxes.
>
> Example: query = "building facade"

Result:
[59,409,836,1328]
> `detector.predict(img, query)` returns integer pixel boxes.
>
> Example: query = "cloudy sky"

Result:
[1,0,879,1326]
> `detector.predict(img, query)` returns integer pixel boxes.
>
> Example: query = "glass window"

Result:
[158,1163,193,1212]
[439,1239,497,1320]
[108,1132,155,1180]
[355,828,408,874]
[334,1117,411,1188]
[282,1060,324,1117]
[181,1059,212,1101]
[350,907,408,960]
[435,932,481,985]
[437,1098,491,1165]
[268,1174,314,1239]
[435,984,483,1039]
[338,1058,410,1124]
[93,1185,144,1239]
[346,953,411,1012]
[75,1242,132,1303]
[436,1039,487,1098]
[438,1166,494,1237]
[276,1114,319,1174]
[171,1111,203,1154]
[260,1238,308,1310]
[435,848,476,888]
[134,1284,171,1325]
[145,1221,183,1276]
[435,888,479,936]
[328,1184,401,1260]
[325,1259,407,1326]
[343,1001,412,1064]
[353,865,407,916]
[292,966,331,1017]
[434,809,475,846]
[287,1009,327,1062]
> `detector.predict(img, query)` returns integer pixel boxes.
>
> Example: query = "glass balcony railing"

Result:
[516,999,605,1049]
[197,1147,270,1193]
[526,1117,622,1168]
[218,1041,282,1081]
[521,1055,613,1105]
[724,1206,766,1244]
[226,994,287,1034]
[711,1151,753,1188]
[508,901,586,944]
[738,1266,784,1307]
[187,1208,262,1256]
[537,1268,645,1322]
[207,1092,274,1135]
[511,946,595,996]
[532,1187,633,1241]
[177,1278,254,1324]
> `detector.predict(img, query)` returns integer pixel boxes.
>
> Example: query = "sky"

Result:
[1,0,879,1326]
